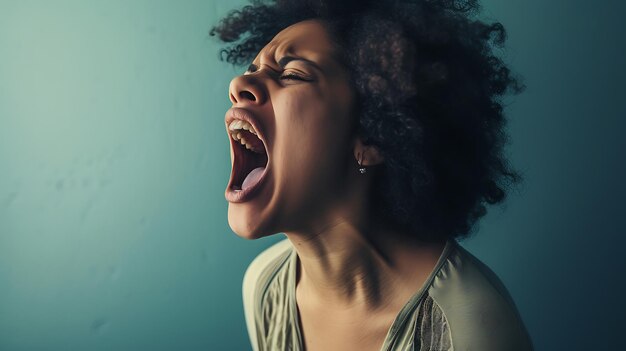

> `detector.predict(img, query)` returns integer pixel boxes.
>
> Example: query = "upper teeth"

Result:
[228,120,257,135]
[228,119,263,153]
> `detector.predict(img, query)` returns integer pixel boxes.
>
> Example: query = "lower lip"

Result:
[225,167,269,203]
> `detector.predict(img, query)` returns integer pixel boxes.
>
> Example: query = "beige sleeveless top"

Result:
[242,237,533,351]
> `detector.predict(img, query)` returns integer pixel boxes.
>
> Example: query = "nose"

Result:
[228,73,267,106]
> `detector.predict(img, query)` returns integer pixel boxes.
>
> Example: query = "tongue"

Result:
[242,167,265,190]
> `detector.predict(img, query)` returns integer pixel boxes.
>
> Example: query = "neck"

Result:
[284,214,447,312]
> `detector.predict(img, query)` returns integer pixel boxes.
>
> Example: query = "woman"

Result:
[210,0,533,350]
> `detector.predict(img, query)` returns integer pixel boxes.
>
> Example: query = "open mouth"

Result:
[230,128,269,191]
[226,115,269,202]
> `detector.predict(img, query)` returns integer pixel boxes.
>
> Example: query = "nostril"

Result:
[240,91,256,101]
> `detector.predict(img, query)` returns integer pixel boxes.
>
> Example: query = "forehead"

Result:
[254,20,338,66]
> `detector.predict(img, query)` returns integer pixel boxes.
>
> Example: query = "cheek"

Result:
[274,91,350,179]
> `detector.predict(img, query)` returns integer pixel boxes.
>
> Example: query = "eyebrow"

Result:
[246,56,323,73]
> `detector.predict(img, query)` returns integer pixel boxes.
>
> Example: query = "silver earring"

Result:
[358,152,367,174]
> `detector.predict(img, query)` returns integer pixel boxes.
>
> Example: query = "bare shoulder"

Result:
[428,242,534,351]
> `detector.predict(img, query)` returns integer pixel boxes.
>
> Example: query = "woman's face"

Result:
[225,19,359,239]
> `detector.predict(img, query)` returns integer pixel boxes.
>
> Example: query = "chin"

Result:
[227,204,274,240]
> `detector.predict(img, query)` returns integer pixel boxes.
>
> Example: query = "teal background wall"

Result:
[0,1,624,350]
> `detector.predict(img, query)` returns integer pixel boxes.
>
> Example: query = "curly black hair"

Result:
[210,0,525,242]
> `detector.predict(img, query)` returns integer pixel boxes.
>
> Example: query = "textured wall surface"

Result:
[1,0,624,350]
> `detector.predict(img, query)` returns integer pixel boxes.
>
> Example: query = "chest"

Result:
[295,305,400,351]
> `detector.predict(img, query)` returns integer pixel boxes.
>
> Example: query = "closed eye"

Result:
[279,73,308,81]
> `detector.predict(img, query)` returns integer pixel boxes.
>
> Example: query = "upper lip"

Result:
[225,107,270,153]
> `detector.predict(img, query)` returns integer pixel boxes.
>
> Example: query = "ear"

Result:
[353,137,384,167]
